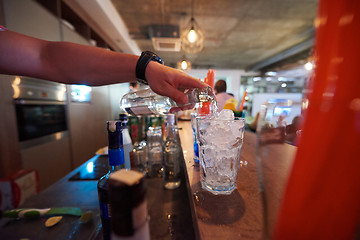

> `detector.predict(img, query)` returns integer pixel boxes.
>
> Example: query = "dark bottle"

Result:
[109,169,150,240]
[97,121,125,240]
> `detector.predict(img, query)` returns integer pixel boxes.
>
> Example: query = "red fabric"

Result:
[274,0,360,239]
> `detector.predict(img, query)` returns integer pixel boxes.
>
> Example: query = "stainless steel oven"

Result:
[12,77,68,149]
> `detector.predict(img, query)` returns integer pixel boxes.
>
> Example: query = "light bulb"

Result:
[187,29,197,43]
[304,61,313,71]
[181,60,188,70]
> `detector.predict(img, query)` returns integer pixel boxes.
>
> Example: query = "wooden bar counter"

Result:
[177,120,297,240]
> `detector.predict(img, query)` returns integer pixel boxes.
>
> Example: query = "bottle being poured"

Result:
[120,86,216,116]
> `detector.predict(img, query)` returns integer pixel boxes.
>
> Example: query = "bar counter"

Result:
[177,120,297,240]
[0,120,296,240]
[0,154,195,239]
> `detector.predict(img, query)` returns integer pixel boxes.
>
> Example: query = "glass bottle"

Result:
[132,116,148,175]
[163,114,181,189]
[109,169,150,240]
[147,126,163,178]
[119,114,133,170]
[97,121,125,240]
[120,86,216,116]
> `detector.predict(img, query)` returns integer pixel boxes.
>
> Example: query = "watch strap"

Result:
[136,51,164,85]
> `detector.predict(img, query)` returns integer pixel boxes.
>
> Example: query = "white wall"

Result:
[3,0,61,41]
[108,83,131,120]
[66,85,112,168]
[186,69,257,103]
[252,93,303,122]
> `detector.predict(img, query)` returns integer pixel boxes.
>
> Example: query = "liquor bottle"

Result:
[119,114,133,170]
[109,169,150,240]
[162,114,181,189]
[120,86,216,116]
[97,121,125,240]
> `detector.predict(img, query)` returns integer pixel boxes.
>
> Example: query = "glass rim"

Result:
[196,116,245,122]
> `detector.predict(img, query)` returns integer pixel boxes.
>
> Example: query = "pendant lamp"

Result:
[181,0,203,54]
[177,58,192,71]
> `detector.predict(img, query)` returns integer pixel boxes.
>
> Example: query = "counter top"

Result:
[0,120,296,240]
[0,155,195,240]
[177,120,296,240]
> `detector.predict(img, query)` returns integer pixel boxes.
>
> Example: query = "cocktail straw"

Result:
[205,69,215,88]
[239,90,247,111]
[199,69,216,114]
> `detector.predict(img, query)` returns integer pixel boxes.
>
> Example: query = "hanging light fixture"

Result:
[181,0,203,54]
[177,58,192,71]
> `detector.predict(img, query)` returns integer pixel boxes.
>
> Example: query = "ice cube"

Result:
[217,109,234,120]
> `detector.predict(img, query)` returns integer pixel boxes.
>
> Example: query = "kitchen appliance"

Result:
[12,76,68,149]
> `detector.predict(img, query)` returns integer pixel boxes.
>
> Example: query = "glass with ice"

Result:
[197,109,245,195]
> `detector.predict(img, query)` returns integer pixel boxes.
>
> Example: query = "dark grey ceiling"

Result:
[111,0,318,70]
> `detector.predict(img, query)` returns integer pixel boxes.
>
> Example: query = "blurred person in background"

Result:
[285,115,303,145]
[129,82,139,92]
[214,79,235,111]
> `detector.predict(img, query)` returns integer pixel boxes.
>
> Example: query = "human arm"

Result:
[0,29,207,104]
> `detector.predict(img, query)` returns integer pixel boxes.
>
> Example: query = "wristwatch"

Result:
[136,51,164,85]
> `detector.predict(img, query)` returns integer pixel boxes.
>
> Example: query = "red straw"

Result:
[199,69,216,114]
[205,69,215,88]
[239,90,247,111]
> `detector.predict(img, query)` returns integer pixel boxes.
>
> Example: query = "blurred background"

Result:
[0,0,317,189]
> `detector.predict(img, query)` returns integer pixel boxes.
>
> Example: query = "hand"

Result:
[169,103,196,113]
[145,61,208,105]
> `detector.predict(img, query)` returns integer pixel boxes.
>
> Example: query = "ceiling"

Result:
[66,0,318,72]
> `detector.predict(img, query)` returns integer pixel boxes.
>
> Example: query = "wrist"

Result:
[144,61,156,85]
[136,51,163,85]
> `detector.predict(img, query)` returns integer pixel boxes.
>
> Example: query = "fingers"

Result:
[177,75,208,89]
[160,85,188,105]
[170,104,195,113]
[169,107,182,113]
[146,61,209,104]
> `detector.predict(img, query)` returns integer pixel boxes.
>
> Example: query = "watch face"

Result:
[144,51,164,65]
[152,55,164,65]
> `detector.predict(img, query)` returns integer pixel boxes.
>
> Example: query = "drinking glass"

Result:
[197,116,245,195]
[256,99,302,239]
